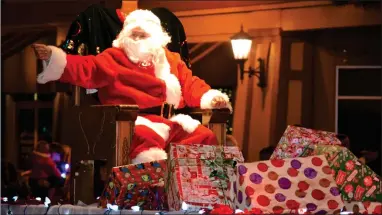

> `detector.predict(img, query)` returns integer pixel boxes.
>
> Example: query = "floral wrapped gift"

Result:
[166,144,244,211]
[100,160,168,210]
[234,155,344,214]
[271,125,341,159]
[343,201,382,214]
[311,145,382,202]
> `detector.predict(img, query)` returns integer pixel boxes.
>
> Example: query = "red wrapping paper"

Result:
[167,144,244,211]
[271,125,341,160]
[100,160,168,210]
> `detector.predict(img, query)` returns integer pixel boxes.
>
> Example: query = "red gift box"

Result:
[271,125,341,159]
[100,160,168,210]
[166,144,244,211]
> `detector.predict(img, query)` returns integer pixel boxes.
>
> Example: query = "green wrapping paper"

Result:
[311,145,382,202]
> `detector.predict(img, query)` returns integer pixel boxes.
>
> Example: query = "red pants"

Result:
[130,114,218,163]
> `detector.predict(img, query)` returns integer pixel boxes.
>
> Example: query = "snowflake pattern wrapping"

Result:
[166,144,244,211]
[100,160,168,210]
[271,125,341,160]
[234,155,344,214]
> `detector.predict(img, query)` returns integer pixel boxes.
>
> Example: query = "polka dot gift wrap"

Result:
[234,155,344,214]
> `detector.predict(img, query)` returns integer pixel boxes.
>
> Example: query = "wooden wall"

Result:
[275,25,381,145]
[175,1,381,161]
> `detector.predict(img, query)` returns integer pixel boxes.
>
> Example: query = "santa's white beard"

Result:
[122,37,163,64]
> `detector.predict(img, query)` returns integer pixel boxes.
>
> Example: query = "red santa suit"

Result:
[37,10,230,164]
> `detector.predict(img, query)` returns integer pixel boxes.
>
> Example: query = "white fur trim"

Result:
[86,89,98,94]
[170,114,200,133]
[154,51,182,108]
[123,10,161,27]
[132,147,167,164]
[37,46,67,84]
[135,116,170,141]
[162,74,182,108]
[200,89,232,113]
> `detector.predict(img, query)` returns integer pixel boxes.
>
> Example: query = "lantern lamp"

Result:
[230,25,267,88]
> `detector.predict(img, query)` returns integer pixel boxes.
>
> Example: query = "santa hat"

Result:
[123,9,162,28]
[113,9,171,49]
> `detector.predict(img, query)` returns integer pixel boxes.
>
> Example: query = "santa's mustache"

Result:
[122,37,163,63]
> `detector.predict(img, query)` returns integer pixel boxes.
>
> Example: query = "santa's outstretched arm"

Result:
[175,55,232,111]
[33,44,115,89]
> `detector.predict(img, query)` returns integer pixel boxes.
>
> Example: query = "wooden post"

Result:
[208,109,230,146]
[115,121,134,165]
[209,123,227,146]
[74,86,81,106]
[34,93,39,147]
[115,105,139,165]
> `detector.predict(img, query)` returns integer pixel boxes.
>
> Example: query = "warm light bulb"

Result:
[235,209,244,213]
[131,206,140,212]
[181,202,189,211]
[231,39,252,60]
[107,204,119,211]
[44,197,51,207]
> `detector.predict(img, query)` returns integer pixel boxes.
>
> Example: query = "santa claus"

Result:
[33,9,232,164]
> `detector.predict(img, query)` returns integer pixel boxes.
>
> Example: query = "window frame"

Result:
[335,65,382,133]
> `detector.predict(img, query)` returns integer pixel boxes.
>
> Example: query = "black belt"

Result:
[140,103,175,119]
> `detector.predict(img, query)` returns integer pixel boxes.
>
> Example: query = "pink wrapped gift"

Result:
[166,144,244,211]
[271,125,341,159]
[234,155,344,214]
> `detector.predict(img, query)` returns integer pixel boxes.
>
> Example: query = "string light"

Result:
[44,197,51,207]
[235,209,244,213]
[181,202,188,211]
[131,206,140,212]
[106,203,118,211]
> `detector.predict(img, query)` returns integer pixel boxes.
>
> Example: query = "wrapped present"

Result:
[343,201,382,214]
[271,125,341,159]
[234,155,344,214]
[100,160,168,210]
[166,144,244,211]
[309,145,382,202]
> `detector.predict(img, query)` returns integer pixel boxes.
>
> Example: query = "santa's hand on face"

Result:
[33,9,232,163]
